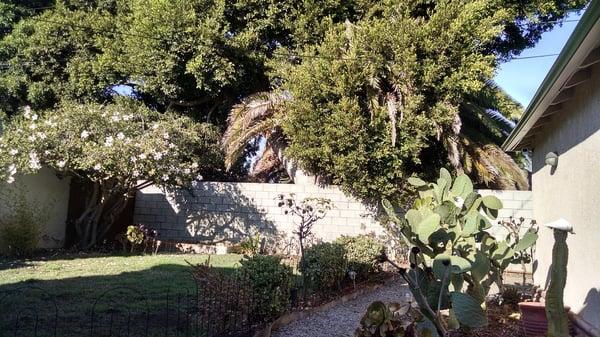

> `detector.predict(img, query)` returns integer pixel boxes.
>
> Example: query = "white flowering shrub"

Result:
[0,100,221,248]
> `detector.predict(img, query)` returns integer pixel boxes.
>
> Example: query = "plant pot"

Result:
[518,302,575,337]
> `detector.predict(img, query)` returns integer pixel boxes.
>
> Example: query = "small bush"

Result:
[239,255,293,323]
[229,233,261,255]
[0,189,45,256]
[301,242,347,292]
[335,235,385,279]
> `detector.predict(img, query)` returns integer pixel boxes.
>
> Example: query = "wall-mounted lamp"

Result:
[545,151,559,167]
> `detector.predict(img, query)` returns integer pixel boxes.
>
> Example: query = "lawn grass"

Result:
[0,253,243,336]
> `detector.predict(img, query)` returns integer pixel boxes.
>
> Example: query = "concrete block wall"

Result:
[134,183,533,254]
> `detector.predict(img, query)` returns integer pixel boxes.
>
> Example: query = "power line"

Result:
[511,53,559,60]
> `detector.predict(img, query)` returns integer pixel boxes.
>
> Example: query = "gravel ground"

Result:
[272,277,410,337]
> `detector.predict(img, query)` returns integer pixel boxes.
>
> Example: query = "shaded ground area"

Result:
[0,253,243,337]
[273,277,410,337]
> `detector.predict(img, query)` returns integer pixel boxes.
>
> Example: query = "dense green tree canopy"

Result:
[0,0,588,200]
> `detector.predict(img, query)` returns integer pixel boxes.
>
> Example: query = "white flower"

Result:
[183,168,191,174]
[57,160,66,168]
[123,114,132,121]
[23,106,31,119]
[81,130,90,139]
[196,174,203,181]
[111,114,121,122]
[6,176,15,184]
[130,156,137,163]
[93,164,102,171]
[152,123,159,130]
[9,149,18,156]
[31,114,38,121]
[37,132,47,140]
[132,170,140,177]
[163,132,170,140]
[191,162,199,169]
[139,153,147,160]
[29,123,36,130]
[104,136,114,147]
[162,174,169,181]
[29,152,41,170]
[28,135,36,142]
[168,143,176,149]
[8,164,17,176]
[44,150,50,155]
[153,152,163,160]
[116,132,125,140]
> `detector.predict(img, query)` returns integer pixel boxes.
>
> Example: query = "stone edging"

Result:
[253,276,399,337]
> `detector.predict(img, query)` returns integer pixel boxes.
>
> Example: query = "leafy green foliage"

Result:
[382,169,531,332]
[335,234,385,279]
[238,255,293,323]
[301,242,347,292]
[275,1,583,199]
[0,0,585,191]
[0,100,221,248]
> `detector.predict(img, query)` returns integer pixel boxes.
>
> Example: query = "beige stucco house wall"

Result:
[0,167,71,248]
[503,3,600,328]
[531,61,600,327]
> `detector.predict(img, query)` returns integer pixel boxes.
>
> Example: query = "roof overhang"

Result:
[502,0,600,151]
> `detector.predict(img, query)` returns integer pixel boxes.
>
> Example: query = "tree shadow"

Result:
[0,262,244,337]
[137,183,280,251]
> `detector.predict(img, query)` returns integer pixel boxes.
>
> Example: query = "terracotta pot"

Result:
[518,302,574,337]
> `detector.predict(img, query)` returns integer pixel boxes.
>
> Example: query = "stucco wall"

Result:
[531,62,600,326]
[0,168,71,248]
[134,182,532,255]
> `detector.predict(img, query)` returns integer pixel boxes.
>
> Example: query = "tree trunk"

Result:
[73,180,131,249]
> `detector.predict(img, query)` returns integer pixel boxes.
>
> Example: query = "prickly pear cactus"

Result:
[382,169,521,331]
[545,229,569,337]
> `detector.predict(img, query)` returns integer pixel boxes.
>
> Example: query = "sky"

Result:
[494,11,584,108]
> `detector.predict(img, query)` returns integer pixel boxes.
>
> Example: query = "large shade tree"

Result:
[223,0,586,201]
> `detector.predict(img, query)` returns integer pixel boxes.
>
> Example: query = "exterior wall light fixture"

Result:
[545,151,558,167]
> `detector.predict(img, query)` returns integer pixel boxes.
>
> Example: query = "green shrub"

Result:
[335,235,385,279]
[229,233,261,255]
[0,189,45,256]
[301,242,347,292]
[238,255,293,323]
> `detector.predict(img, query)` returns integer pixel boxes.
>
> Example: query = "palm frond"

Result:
[460,136,528,190]
[222,91,290,170]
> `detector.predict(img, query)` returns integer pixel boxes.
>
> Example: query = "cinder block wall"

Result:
[134,182,533,252]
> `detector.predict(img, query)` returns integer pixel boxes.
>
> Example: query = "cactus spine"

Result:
[545,229,569,337]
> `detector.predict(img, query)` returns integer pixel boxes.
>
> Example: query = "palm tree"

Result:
[222,91,293,181]
[222,80,528,189]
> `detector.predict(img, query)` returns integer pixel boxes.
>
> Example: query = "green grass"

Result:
[0,253,243,336]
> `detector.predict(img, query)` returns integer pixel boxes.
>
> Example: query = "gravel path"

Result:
[272,278,410,337]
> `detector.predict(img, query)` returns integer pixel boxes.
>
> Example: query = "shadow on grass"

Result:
[0,263,247,337]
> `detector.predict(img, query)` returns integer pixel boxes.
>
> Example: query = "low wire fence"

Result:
[0,279,259,337]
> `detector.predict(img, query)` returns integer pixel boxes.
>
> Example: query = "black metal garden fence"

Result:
[0,278,259,337]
